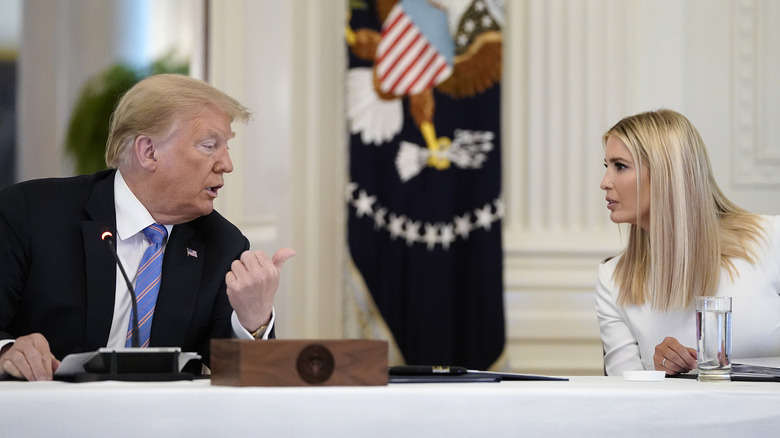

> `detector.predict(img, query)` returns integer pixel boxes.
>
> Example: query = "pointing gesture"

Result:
[225,248,295,334]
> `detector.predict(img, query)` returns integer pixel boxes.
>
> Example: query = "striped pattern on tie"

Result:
[126,224,167,348]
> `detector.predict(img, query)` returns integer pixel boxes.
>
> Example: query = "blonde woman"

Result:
[596,109,780,376]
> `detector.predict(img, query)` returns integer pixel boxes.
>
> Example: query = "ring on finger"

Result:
[662,358,667,367]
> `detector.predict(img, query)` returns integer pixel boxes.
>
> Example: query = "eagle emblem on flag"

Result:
[347,0,503,179]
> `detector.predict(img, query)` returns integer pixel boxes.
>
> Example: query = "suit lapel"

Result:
[82,171,119,351]
[151,223,205,347]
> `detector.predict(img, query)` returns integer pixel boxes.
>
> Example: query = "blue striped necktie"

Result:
[126,224,168,348]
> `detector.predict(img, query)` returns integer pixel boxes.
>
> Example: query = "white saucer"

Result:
[622,370,665,381]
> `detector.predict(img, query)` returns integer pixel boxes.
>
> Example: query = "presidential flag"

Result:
[345,0,505,370]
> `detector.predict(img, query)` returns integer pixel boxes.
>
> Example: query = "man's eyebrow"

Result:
[196,130,235,143]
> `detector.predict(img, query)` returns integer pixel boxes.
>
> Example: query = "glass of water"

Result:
[695,296,732,382]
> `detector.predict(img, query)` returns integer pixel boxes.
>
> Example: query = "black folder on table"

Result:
[388,365,568,383]
[668,358,780,382]
[670,366,780,382]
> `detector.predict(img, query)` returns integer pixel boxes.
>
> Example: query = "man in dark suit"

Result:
[0,74,294,381]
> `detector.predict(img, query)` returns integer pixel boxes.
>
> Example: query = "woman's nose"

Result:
[600,172,610,191]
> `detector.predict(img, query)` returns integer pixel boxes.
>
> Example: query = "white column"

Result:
[208,0,347,339]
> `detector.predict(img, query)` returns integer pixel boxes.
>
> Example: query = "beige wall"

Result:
[19,0,780,375]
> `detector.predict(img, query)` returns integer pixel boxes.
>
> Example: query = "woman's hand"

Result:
[654,337,697,375]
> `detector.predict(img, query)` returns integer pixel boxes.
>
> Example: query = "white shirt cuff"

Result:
[231,309,275,340]
[0,339,14,353]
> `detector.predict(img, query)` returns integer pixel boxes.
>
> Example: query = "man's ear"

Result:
[133,135,158,171]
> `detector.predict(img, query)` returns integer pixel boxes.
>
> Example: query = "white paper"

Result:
[731,357,780,377]
[54,348,201,377]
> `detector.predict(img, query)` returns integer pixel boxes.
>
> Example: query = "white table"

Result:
[1,376,779,437]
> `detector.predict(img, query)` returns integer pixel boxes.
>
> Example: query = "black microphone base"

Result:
[57,347,199,382]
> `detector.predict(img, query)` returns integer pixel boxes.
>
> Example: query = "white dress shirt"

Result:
[105,171,272,348]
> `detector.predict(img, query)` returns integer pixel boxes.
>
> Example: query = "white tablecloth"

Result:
[1,376,779,437]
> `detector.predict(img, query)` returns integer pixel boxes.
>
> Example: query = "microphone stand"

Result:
[101,230,139,348]
[68,228,197,382]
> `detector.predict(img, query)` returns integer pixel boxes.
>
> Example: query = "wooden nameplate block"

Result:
[210,339,388,387]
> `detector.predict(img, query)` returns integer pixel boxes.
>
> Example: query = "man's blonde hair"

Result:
[604,109,764,310]
[105,74,250,168]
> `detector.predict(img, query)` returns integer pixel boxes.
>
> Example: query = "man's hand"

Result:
[0,333,60,381]
[225,248,295,333]
[654,336,697,375]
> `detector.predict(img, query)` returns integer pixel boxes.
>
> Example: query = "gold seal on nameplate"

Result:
[296,343,335,384]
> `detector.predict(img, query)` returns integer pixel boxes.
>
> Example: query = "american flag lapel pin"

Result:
[186,248,198,258]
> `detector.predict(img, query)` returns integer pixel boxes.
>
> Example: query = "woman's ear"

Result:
[133,135,158,171]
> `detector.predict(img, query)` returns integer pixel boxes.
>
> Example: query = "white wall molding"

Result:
[504,247,605,374]
[732,0,780,186]
[209,0,346,339]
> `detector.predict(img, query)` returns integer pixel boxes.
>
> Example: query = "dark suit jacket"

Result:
[0,170,249,365]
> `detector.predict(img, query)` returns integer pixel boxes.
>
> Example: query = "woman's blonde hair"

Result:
[105,74,250,168]
[604,109,765,311]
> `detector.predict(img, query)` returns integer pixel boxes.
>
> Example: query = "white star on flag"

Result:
[355,190,377,217]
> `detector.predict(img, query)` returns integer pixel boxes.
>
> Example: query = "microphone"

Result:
[101,227,140,348]
[51,227,197,381]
